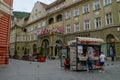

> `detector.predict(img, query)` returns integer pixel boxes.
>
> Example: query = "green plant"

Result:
[39,46,43,56]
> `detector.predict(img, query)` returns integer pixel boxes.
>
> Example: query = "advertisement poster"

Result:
[77,45,83,57]
[60,49,67,67]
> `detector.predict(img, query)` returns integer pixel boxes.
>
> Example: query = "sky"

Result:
[13,0,56,12]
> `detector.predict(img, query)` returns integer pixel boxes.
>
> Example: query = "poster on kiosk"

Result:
[68,37,104,71]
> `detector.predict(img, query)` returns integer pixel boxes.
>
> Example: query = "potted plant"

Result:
[38,46,46,62]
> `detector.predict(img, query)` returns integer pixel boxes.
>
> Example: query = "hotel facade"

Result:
[10,0,120,59]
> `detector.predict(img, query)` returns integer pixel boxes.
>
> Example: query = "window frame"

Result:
[66,11,71,19]
[66,24,71,33]
[74,23,80,32]
[73,8,79,17]
[84,20,90,30]
[95,17,102,28]
[93,0,101,10]
[105,13,113,25]
[83,4,89,14]
[104,0,112,6]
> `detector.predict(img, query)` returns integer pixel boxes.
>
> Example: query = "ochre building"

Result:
[10,0,120,59]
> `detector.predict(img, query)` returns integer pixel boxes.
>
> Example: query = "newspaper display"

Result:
[70,46,76,70]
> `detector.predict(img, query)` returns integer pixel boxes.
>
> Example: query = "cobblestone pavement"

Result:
[0,59,120,80]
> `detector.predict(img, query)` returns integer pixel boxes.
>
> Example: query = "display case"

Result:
[69,37,104,71]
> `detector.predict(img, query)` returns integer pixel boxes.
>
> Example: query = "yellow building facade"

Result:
[10,0,120,59]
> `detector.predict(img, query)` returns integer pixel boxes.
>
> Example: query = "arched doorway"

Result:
[55,39,63,57]
[41,39,49,57]
[33,44,37,54]
[106,34,116,57]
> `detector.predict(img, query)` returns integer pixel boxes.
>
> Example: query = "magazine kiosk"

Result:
[68,37,104,71]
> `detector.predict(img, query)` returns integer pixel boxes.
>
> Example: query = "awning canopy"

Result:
[68,37,104,45]
[77,37,104,45]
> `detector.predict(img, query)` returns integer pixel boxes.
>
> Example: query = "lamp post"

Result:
[14,26,17,56]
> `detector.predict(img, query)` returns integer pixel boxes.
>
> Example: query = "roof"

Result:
[40,2,48,9]
[40,0,65,10]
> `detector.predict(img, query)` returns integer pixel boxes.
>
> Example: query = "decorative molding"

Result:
[0,1,12,15]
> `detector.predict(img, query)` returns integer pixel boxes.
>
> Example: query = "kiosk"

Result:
[68,37,104,71]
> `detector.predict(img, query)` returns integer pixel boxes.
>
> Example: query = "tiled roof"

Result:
[40,2,48,9]
[40,0,65,10]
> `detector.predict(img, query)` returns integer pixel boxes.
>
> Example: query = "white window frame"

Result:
[95,17,101,28]
[73,0,78,3]
[117,0,120,2]
[119,11,120,22]
[38,23,41,28]
[34,34,37,40]
[66,11,71,19]
[104,0,112,6]
[42,21,46,26]
[66,24,71,33]
[105,13,112,25]
[83,4,89,14]
[73,8,79,16]
[74,23,80,32]
[84,20,90,30]
[93,0,101,10]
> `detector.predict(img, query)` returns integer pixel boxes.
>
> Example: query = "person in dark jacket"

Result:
[87,56,93,72]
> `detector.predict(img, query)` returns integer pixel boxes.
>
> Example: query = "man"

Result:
[87,56,93,72]
[99,52,106,73]
[110,46,115,61]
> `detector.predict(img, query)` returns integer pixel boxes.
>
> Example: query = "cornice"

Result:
[0,0,13,15]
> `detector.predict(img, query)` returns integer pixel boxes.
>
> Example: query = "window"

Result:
[42,21,46,26]
[104,0,112,6]
[48,18,54,24]
[38,23,41,28]
[84,20,90,30]
[95,17,101,28]
[106,13,112,25]
[74,23,80,32]
[34,34,37,40]
[23,35,26,41]
[118,11,120,22]
[73,0,78,2]
[56,14,62,22]
[66,24,71,33]
[117,0,120,2]
[66,11,71,19]
[93,0,101,10]
[83,4,89,14]
[73,8,79,17]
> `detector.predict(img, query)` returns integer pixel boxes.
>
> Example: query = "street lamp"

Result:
[14,26,17,57]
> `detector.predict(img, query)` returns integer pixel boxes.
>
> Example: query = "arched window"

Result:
[48,18,54,24]
[56,14,62,22]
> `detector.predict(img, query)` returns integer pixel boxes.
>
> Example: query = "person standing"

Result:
[99,52,106,73]
[110,46,115,61]
[64,58,70,70]
[87,56,93,72]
